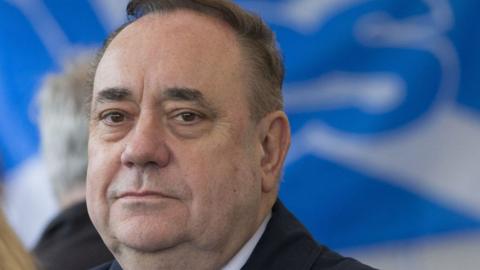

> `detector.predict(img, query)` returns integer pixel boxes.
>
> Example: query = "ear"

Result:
[257,111,291,193]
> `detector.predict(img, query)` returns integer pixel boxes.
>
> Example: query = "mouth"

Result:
[116,190,175,200]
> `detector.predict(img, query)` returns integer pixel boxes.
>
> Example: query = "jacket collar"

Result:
[241,200,322,270]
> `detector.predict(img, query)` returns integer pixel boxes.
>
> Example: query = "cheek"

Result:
[86,157,107,227]
[183,152,262,248]
[86,139,122,224]
[184,141,260,210]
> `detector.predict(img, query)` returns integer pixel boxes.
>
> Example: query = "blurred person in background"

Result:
[33,53,113,270]
[0,208,37,270]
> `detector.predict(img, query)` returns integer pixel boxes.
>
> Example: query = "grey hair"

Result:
[38,52,94,202]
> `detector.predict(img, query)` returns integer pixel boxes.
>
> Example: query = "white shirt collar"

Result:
[222,212,272,270]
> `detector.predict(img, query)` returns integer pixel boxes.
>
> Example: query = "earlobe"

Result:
[259,111,291,193]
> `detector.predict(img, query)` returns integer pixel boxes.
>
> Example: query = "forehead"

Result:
[93,10,248,103]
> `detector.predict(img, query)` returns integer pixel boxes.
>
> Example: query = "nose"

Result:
[120,114,171,169]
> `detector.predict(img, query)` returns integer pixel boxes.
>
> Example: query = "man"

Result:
[87,1,375,269]
[34,54,113,270]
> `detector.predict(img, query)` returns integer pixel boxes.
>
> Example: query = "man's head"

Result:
[86,1,290,269]
[38,53,93,208]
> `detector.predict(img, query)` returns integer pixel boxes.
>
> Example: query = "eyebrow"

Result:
[93,86,218,117]
[162,87,205,102]
[95,87,205,103]
[95,87,133,104]
[163,87,218,118]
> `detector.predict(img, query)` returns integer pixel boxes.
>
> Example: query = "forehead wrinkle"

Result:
[117,11,241,66]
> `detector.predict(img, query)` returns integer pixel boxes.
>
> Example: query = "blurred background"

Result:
[1,0,479,269]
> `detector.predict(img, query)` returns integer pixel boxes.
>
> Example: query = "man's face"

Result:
[86,11,268,256]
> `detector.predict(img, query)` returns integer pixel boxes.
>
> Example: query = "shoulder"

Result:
[242,200,376,270]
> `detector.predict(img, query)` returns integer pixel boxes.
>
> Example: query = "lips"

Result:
[116,190,173,200]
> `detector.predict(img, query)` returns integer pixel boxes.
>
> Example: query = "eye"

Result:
[172,111,203,124]
[167,109,213,138]
[100,111,127,126]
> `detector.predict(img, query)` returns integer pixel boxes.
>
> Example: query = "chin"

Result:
[113,216,189,252]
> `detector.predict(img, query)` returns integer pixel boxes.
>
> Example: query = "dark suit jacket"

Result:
[242,200,375,269]
[34,201,113,270]
[91,200,376,270]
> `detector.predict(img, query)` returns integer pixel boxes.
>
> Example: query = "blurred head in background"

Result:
[35,52,114,270]
[38,52,93,209]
